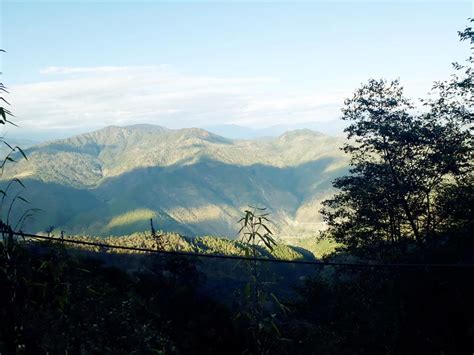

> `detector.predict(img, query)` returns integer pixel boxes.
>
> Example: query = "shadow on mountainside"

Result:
[6,157,347,237]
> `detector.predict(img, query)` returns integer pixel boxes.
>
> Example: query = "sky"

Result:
[0,0,472,139]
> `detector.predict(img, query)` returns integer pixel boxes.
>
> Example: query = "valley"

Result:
[2,124,348,239]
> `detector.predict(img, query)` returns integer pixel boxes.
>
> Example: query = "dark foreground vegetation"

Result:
[0,231,473,354]
[0,21,473,355]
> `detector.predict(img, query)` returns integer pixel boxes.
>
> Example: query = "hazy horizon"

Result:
[1,119,348,144]
[1,1,471,139]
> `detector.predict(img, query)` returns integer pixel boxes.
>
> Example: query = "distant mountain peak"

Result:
[4,123,348,237]
[205,122,344,140]
[175,127,232,144]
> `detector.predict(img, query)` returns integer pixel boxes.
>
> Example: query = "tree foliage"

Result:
[321,23,473,257]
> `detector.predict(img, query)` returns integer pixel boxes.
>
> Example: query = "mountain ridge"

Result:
[2,124,348,238]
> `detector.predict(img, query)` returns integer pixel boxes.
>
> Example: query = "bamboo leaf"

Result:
[0,97,10,105]
[15,146,28,160]
[3,141,13,150]
[12,178,25,188]
[17,196,29,204]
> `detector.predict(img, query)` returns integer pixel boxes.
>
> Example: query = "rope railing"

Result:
[2,229,473,269]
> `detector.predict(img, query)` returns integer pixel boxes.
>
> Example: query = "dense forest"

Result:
[0,21,473,354]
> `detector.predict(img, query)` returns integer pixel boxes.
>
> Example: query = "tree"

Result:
[427,19,473,238]
[320,23,472,257]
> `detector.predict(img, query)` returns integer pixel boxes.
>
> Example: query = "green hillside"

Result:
[2,125,348,238]
[49,231,321,260]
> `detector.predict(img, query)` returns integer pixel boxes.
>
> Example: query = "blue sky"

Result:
[0,1,472,138]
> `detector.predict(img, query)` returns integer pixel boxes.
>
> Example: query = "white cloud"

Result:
[40,66,149,75]
[9,65,346,132]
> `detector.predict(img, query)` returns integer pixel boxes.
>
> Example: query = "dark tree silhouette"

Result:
[321,23,472,257]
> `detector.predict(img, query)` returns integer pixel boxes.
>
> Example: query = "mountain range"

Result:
[204,121,347,139]
[1,124,348,239]
[3,121,347,144]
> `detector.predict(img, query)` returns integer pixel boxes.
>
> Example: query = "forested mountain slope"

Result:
[2,125,347,238]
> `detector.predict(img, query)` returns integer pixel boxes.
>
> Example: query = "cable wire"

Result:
[3,230,473,269]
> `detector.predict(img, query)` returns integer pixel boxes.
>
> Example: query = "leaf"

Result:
[4,118,18,127]
[76,267,91,273]
[0,108,13,121]
[261,237,274,251]
[261,224,273,235]
[0,97,10,105]
[3,141,13,150]
[270,320,282,337]
[270,293,291,314]
[87,286,102,295]
[12,178,25,188]
[38,261,49,271]
[249,205,266,211]
[17,196,30,204]
[15,146,28,160]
